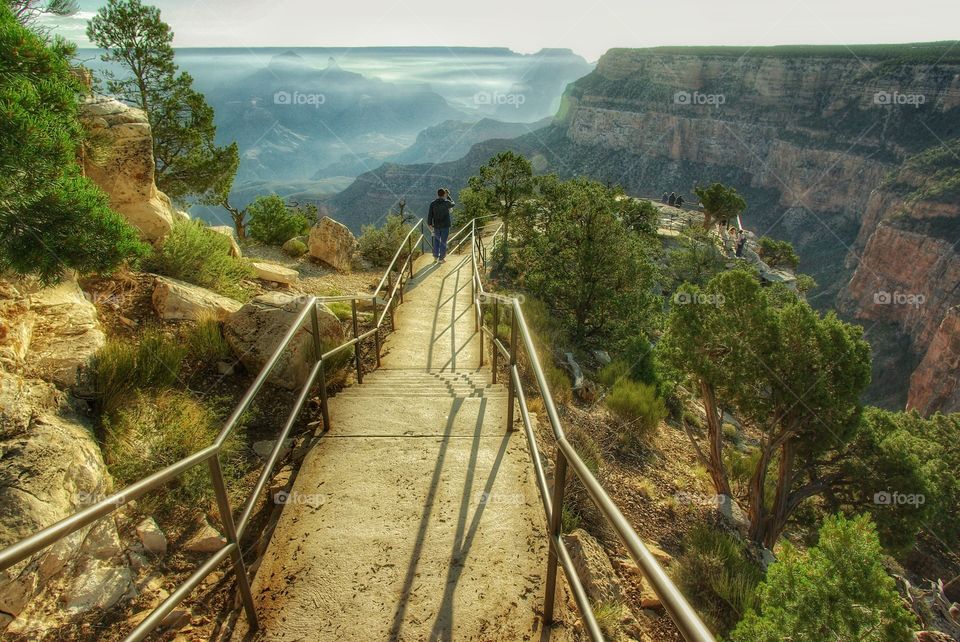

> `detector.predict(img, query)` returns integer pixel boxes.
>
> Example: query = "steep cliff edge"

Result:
[838,142,960,410]
[331,43,960,412]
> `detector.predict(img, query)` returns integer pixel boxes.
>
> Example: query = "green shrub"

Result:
[136,329,188,388]
[357,214,413,267]
[606,380,667,448]
[674,525,764,635]
[84,340,138,416]
[103,390,242,514]
[186,314,231,361]
[84,330,186,415]
[247,194,310,245]
[731,514,916,642]
[757,236,800,269]
[145,219,254,300]
[722,422,739,441]
[597,359,631,388]
[282,238,308,257]
[326,301,354,321]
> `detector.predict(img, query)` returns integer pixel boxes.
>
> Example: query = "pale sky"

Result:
[42,0,960,61]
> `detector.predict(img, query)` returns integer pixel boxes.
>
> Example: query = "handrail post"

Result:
[544,451,568,625]
[479,311,484,367]
[351,299,362,384]
[318,359,330,431]
[311,305,331,431]
[372,296,381,368]
[407,235,414,279]
[491,299,499,385]
[472,275,479,332]
[506,307,519,432]
[208,456,258,630]
[387,271,396,331]
[399,268,405,304]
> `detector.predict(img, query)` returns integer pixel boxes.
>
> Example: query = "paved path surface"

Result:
[241,251,550,641]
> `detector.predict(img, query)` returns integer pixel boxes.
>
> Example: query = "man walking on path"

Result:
[428,188,455,263]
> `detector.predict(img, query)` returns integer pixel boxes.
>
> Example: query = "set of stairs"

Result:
[335,369,508,399]
[238,251,548,641]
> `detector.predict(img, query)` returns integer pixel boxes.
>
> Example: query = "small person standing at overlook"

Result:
[427,188,455,264]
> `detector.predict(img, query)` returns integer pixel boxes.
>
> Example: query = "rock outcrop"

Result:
[908,307,960,414]
[836,143,960,411]
[151,276,243,321]
[223,292,344,389]
[1,276,105,389]
[25,278,106,388]
[0,369,128,632]
[309,217,356,272]
[78,96,177,242]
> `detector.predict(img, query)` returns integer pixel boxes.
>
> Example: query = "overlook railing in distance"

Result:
[456,216,716,642]
[0,219,426,641]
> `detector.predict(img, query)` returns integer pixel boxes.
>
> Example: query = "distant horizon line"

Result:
[73,40,958,54]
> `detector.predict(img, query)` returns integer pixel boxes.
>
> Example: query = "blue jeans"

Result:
[432,227,449,259]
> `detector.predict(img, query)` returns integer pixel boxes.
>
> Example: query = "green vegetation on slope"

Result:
[144,218,254,300]
[731,514,917,642]
[0,4,147,283]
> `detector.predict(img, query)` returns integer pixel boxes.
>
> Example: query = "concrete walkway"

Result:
[241,251,550,641]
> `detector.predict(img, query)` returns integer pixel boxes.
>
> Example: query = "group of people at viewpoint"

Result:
[662,190,748,258]
[662,191,685,207]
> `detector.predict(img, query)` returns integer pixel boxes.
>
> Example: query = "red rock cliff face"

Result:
[838,142,960,415]
[908,307,960,414]
[841,224,960,352]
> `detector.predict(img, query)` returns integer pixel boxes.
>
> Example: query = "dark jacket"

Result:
[428,197,455,228]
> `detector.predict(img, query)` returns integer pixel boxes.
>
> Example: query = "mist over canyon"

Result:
[77,46,593,209]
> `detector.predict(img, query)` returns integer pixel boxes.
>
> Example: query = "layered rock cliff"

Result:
[331,43,960,412]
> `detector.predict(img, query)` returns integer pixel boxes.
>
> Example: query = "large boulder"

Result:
[0,370,119,628]
[78,96,176,242]
[223,292,344,390]
[152,276,242,321]
[24,278,106,388]
[308,217,356,272]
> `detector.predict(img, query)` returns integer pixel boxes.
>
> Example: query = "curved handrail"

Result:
[0,219,426,641]
[468,219,715,642]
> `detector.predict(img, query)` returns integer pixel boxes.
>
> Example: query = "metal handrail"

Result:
[468,219,715,642]
[0,219,426,641]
